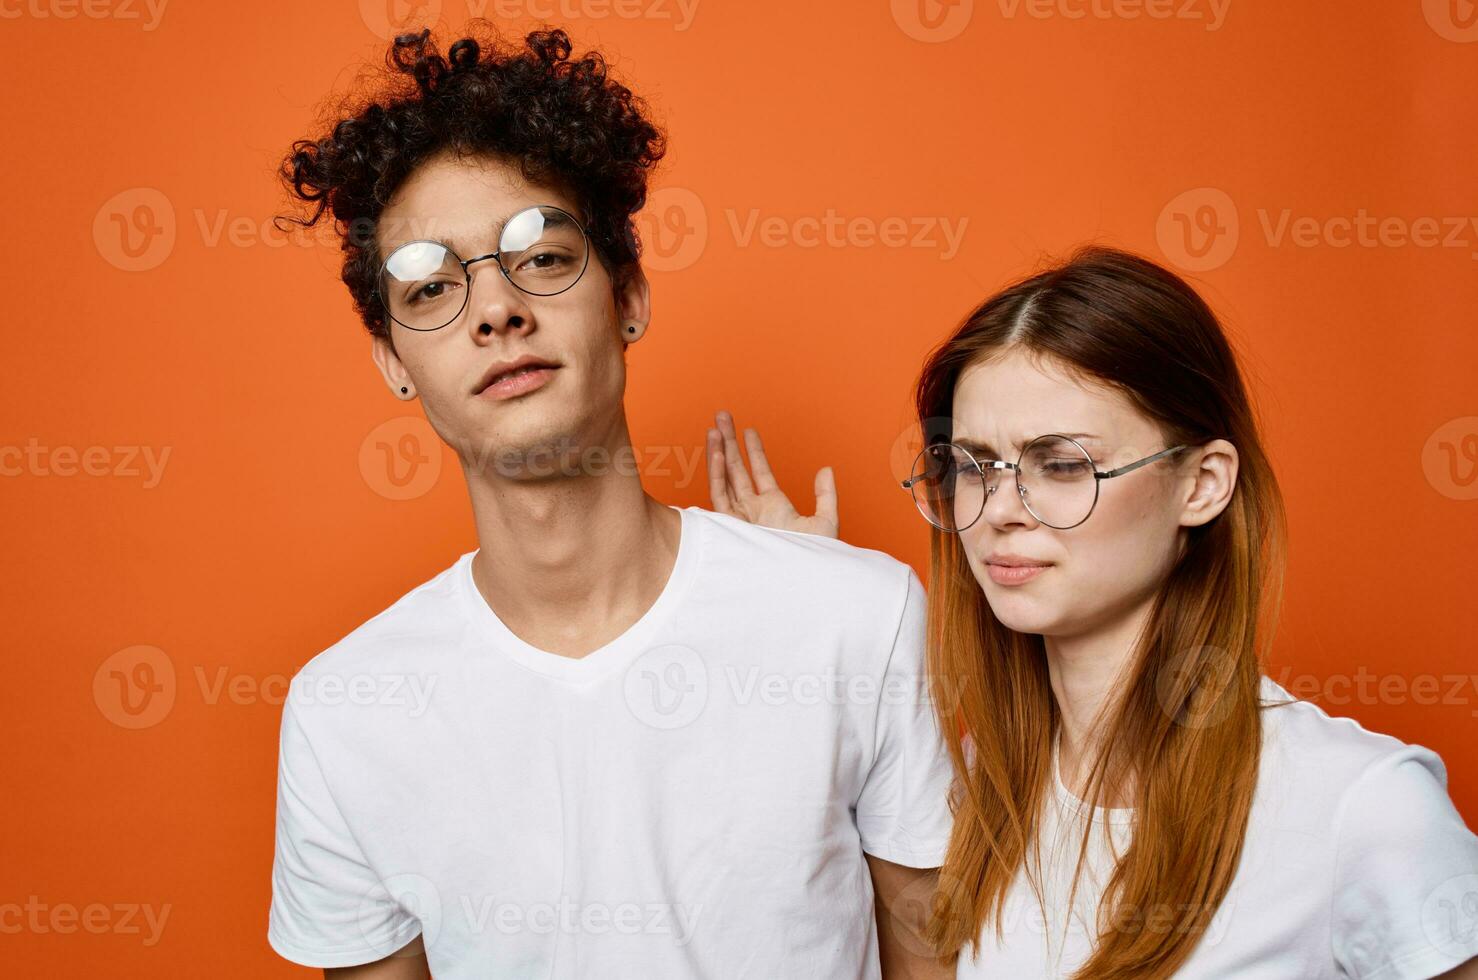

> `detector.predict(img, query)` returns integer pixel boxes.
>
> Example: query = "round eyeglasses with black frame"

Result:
[901,435,1191,532]
[376,205,592,332]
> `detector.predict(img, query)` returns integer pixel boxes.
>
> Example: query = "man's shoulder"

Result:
[688,505,919,595]
[293,551,471,682]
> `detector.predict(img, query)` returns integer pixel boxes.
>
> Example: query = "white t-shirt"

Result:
[956,676,1478,979]
[268,504,954,978]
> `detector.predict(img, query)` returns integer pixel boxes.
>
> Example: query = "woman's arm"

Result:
[705,409,839,538]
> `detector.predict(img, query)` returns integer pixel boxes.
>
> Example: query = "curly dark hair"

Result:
[274,23,667,342]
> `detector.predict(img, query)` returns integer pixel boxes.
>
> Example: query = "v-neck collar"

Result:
[456,505,704,682]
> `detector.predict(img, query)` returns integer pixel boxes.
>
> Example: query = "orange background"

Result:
[3,0,1476,973]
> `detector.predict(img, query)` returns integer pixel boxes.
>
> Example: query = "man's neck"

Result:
[463,458,682,660]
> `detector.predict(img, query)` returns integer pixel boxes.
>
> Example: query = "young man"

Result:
[267,26,955,979]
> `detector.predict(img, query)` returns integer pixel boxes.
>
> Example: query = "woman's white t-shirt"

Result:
[956,676,1478,979]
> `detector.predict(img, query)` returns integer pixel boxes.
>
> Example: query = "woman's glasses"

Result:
[902,435,1190,531]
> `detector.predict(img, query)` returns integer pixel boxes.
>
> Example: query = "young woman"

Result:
[706,246,1478,979]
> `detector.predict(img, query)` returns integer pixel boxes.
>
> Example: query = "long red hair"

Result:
[919,246,1288,978]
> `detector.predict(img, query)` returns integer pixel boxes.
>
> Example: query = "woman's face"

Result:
[951,348,1227,641]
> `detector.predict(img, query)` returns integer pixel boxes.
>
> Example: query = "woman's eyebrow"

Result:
[954,433,1103,455]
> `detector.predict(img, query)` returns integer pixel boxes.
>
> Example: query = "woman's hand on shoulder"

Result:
[705,410,839,540]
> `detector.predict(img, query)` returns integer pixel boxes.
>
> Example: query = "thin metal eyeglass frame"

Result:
[900,434,1191,531]
[376,205,593,332]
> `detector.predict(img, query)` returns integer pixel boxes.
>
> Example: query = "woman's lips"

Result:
[984,562,1051,586]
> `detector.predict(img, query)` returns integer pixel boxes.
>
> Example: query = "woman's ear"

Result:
[1179,439,1239,527]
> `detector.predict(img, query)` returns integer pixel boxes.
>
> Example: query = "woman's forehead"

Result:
[955,352,1124,410]
[952,353,1139,445]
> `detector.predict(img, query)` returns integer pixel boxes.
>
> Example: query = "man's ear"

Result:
[615,265,652,344]
[370,334,416,400]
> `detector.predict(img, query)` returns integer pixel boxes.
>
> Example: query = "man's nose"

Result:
[463,258,535,338]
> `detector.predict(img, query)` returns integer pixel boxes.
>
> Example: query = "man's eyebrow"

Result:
[953,433,1103,456]
[424,209,521,251]
[389,206,569,252]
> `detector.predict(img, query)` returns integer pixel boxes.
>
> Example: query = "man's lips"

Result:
[477,366,557,402]
[473,356,560,395]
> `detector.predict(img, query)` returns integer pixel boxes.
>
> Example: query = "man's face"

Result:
[370,150,647,479]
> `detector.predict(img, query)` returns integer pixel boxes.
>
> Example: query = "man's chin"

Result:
[454,426,588,481]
